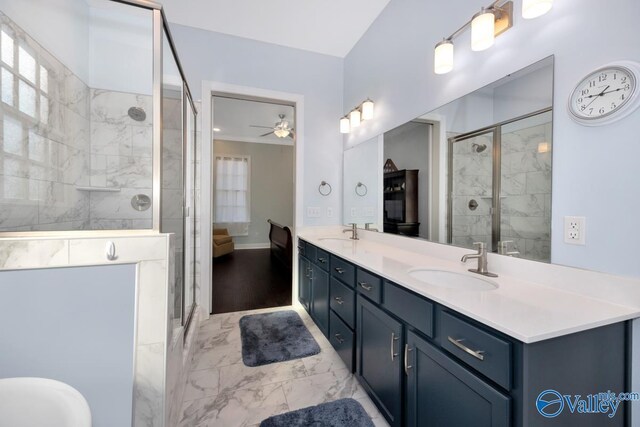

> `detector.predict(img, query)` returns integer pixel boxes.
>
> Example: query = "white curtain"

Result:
[214,156,250,236]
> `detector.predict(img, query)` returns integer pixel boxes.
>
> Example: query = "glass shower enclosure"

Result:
[0,0,197,331]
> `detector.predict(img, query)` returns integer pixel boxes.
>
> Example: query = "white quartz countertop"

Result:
[298,231,640,343]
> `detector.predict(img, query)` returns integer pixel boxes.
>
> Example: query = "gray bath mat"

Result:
[240,310,320,367]
[260,398,375,427]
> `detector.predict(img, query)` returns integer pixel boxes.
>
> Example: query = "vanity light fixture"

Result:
[361,99,375,120]
[340,99,375,133]
[522,0,553,19]
[434,39,454,74]
[340,116,350,134]
[350,109,361,128]
[471,8,496,51]
[435,0,553,74]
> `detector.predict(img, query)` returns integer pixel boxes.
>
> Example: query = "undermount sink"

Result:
[408,269,498,291]
[0,378,92,427]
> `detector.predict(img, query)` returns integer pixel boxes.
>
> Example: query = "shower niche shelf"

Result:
[75,186,122,193]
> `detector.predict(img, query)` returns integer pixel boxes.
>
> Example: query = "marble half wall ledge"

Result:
[0,234,173,271]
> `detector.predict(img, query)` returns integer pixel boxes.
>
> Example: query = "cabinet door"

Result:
[298,256,310,312]
[356,295,403,427]
[405,331,510,427]
[310,264,329,337]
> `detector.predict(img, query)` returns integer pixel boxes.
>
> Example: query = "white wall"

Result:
[0,264,136,427]
[0,0,90,81]
[344,0,640,277]
[169,24,344,226]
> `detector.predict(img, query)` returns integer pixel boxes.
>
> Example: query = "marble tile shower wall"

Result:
[0,12,91,231]
[0,12,155,232]
[500,122,552,262]
[89,89,153,229]
[450,133,494,249]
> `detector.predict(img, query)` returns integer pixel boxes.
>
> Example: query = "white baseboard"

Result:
[235,243,271,250]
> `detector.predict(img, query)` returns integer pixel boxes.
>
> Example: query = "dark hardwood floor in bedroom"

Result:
[211,248,292,314]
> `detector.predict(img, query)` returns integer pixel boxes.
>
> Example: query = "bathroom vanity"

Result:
[297,232,639,427]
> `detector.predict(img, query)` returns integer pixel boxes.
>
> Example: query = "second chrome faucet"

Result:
[461,242,498,277]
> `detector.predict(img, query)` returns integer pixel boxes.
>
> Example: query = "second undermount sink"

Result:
[408,269,498,291]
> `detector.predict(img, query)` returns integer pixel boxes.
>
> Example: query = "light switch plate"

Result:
[564,216,586,245]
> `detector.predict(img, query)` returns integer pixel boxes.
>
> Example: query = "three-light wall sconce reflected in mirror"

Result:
[340,99,375,134]
[434,0,553,75]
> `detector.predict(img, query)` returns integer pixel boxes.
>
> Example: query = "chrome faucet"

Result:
[343,223,359,240]
[364,223,379,232]
[461,242,498,277]
[498,240,520,257]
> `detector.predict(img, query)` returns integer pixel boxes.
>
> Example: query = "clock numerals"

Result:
[571,66,636,121]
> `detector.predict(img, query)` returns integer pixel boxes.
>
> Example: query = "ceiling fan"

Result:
[250,114,295,139]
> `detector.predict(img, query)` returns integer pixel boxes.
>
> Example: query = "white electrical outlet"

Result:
[564,216,586,245]
[307,207,321,218]
[326,207,334,218]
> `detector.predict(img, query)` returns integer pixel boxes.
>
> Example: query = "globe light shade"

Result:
[471,9,495,51]
[340,117,350,134]
[350,109,361,128]
[522,0,553,19]
[434,40,454,74]
[361,100,374,120]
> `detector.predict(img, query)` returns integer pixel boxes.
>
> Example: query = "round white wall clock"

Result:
[568,61,640,126]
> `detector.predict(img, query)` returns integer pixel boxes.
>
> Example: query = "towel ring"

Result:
[355,182,368,197]
[319,181,332,196]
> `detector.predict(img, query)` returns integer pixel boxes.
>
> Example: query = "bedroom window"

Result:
[214,155,250,236]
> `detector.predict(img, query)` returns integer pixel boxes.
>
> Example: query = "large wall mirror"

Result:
[343,56,554,263]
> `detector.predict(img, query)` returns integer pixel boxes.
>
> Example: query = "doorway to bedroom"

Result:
[211,95,295,314]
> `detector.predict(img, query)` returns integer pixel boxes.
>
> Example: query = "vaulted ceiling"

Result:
[157,0,391,57]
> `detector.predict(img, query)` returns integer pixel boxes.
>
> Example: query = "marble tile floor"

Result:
[179,305,390,427]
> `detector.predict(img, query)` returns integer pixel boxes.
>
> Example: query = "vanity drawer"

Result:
[356,268,382,304]
[383,281,434,338]
[315,248,330,270]
[331,255,355,287]
[330,310,355,372]
[440,310,511,390]
[330,278,355,328]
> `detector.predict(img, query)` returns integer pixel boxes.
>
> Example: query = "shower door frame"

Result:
[447,107,553,252]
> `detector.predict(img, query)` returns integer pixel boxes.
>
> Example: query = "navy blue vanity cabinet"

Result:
[310,263,329,337]
[406,330,510,427]
[298,255,311,312]
[297,240,311,312]
[328,254,357,372]
[356,295,404,427]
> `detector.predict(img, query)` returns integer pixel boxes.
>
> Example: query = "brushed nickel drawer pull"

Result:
[335,267,345,274]
[334,333,345,344]
[359,281,373,291]
[318,257,327,264]
[404,344,413,375]
[390,332,399,360]
[334,296,344,305]
[448,336,485,361]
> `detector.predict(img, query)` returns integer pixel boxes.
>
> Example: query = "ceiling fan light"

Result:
[361,100,374,120]
[340,117,350,134]
[274,128,290,138]
[350,109,361,128]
